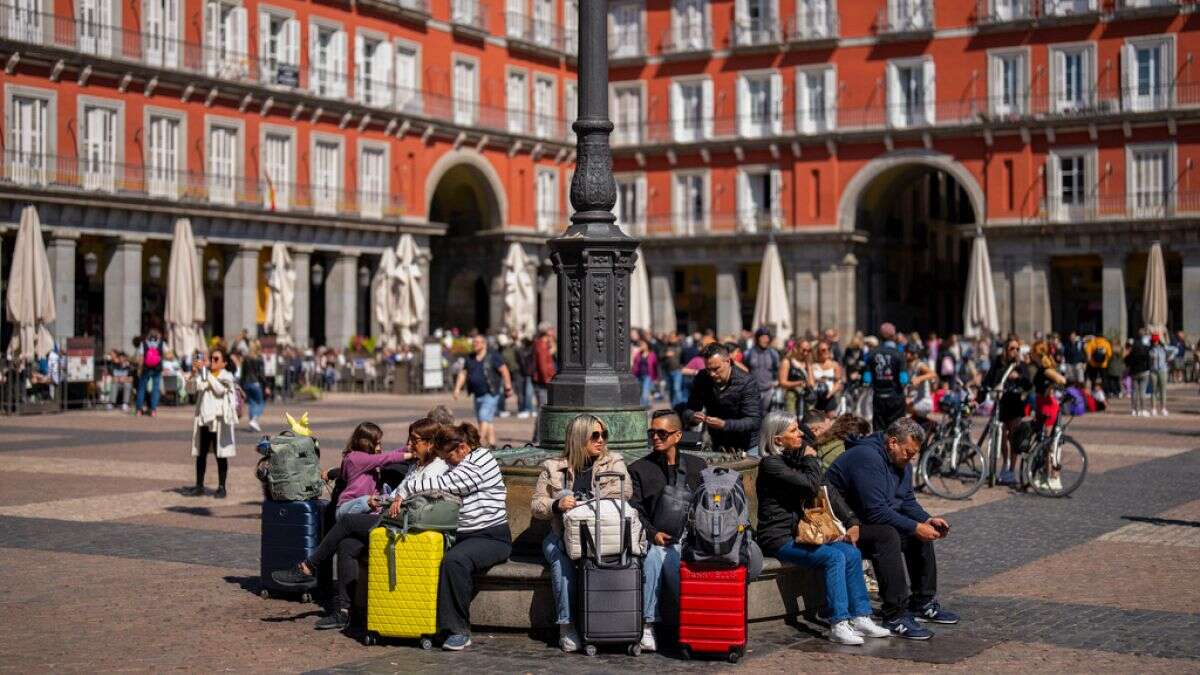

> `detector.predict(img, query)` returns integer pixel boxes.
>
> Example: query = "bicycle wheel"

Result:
[1023,436,1088,498]
[919,439,986,500]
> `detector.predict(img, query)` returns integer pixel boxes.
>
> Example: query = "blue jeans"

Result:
[668,370,684,406]
[642,542,682,622]
[136,369,161,412]
[774,541,871,623]
[335,495,373,521]
[244,382,265,420]
[639,375,654,407]
[542,531,575,625]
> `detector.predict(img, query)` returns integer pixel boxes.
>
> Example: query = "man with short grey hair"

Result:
[826,417,960,640]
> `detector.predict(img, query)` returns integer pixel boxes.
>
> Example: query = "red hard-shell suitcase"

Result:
[678,562,747,663]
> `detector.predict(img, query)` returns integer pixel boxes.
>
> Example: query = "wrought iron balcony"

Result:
[786,9,839,45]
[609,28,645,63]
[505,12,566,56]
[876,0,935,39]
[659,23,711,58]
[450,0,490,38]
[730,18,783,51]
[1038,192,1200,224]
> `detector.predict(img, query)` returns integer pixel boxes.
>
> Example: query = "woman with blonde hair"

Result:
[531,413,632,653]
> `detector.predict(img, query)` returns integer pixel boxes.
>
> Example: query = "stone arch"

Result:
[836,149,985,232]
[423,149,508,231]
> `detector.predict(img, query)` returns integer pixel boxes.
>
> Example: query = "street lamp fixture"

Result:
[148,255,162,281]
[83,251,99,279]
[311,263,324,287]
[205,257,220,284]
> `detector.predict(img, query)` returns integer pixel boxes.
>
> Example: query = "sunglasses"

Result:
[590,430,609,442]
[647,429,676,441]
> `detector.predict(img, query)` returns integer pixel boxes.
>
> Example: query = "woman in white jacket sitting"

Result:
[185,346,239,498]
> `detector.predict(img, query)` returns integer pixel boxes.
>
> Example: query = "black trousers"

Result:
[195,427,228,488]
[856,523,937,621]
[872,394,906,433]
[437,524,512,635]
[306,512,380,612]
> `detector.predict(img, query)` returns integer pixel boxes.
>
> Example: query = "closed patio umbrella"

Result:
[962,231,1000,339]
[164,218,206,360]
[751,239,792,345]
[372,244,399,349]
[5,205,56,362]
[264,243,295,342]
[502,242,536,339]
[393,234,426,347]
[630,249,652,332]
[1142,241,1168,335]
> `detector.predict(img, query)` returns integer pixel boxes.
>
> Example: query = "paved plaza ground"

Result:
[1,387,1199,673]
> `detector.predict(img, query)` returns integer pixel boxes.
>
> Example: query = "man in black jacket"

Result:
[684,343,763,455]
[868,322,908,432]
[629,410,707,652]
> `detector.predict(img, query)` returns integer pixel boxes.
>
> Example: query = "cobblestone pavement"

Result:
[1,386,1198,672]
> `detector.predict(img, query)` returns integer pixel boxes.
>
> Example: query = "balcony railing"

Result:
[660,22,710,56]
[876,0,935,36]
[787,9,839,43]
[0,5,572,143]
[609,28,645,61]
[1039,0,1101,19]
[0,152,405,220]
[975,0,1118,25]
[1111,0,1184,14]
[731,18,783,50]
[1039,192,1200,223]
[450,0,489,35]
[361,0,431,21]
[505,12,566,54]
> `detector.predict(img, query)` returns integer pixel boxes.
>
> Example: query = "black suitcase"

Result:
[260,498,328,601]
[576,472,644,657]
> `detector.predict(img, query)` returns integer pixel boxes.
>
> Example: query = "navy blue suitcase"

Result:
[260,498,328,600]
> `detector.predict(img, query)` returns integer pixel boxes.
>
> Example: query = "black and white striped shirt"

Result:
[396,447,508,533]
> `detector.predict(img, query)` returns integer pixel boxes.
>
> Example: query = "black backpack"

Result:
[652,462,692,540]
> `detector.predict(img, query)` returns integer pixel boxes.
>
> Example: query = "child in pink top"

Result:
[335,422,408,520]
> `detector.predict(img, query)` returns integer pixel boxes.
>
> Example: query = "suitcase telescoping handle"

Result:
[581,471,631,569]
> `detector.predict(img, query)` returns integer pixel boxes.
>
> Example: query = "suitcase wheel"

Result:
[727,648,743,664]
[300,592,313,604]
[628,644,641,657]
[363,632,378,647]
[259,589,270,599]
[678,646,692,661]
[420,637,434,651]
[584,644,597,657]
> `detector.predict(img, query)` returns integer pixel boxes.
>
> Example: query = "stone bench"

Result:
[470,555,824,629]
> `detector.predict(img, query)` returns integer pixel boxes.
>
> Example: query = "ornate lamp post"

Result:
[536,0,644,451]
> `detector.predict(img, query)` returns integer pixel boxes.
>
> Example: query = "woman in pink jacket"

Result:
[334,422,409,520]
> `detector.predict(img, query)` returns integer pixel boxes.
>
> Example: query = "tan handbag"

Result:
[794,486,847,545]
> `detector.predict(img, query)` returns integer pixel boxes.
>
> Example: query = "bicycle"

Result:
[974,363,1021,488]
[1017,389,1088,498]
[917,393,986,500]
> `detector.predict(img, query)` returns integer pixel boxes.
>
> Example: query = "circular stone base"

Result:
[535,405,650,452]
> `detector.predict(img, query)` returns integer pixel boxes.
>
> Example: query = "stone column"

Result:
[1012,257,1052,338]
[839,253,858,337]
[223,244,260,342]
[1181,249,1199,340]
[793,266,817,338]
[819,252,858,338]
[292,249,311,347]
[104,238,143,352]
[417,249,432,338]
[649,268,674,335]
[47,231,78,346]
[325,251,358,350]
[992,258,1013,337]
[715,263,742,338]
[1101,252,1127,343]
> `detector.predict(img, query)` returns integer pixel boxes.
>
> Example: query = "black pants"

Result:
[195,427,228,488]
[856,523,937,621]
[306,512,381,612]
[437,524,512,635]
[872,394,906,433]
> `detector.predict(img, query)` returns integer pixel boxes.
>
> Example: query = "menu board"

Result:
[66,337,95,382]
[422,342,444,390]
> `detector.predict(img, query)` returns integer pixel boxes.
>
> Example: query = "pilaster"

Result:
[325,252,358,350]
[292,249,312,348]
[103,238,143,352]
[47,231,79,346]
[223,244,261,341]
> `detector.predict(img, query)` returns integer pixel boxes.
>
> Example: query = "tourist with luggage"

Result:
[184,346,239,498]
[826,418,960,640]
[755,410,891,646]
[628,409,707,652]
[530,414,632,652]
[453,335,513,449]
[332,422,410,520]
[684,343,763,456]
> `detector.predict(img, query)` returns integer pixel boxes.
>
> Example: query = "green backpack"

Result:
[258,431,324,502]
[379,491,462,589]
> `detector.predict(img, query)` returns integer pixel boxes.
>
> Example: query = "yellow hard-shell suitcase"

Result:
[365,526,444,648]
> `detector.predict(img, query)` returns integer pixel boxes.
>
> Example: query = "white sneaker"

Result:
[830,620,865,645]
[1161,408,1169,417]
[640,625,657,652]
[558,625,580,653]
[1130,409,1138,416]
[249,419,262,432]
[1048,476,1063,492]
[850,616,891,638]
[1150,409,1159,417]
[517,411,531,419]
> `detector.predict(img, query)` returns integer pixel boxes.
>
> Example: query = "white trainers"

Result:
[249,419,262,432]
[558,625,580,653]
[1150,409,1159,417]
[517,411,531,419]
[1048,476,1063,492]
[498,411,512,418]
[640,625,657,652]
[830,620,865,645]
[850,616,891,638]
[1161,408,1170,417]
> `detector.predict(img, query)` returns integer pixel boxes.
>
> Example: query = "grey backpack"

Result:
[258,431,324,502]
[683,466,751,568]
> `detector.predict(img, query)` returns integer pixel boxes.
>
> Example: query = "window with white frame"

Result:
[359,144,386,218]
[796,66,835,133]
[204,1,247,78]
[506,0,526,39]
[609,2,642,57]
[262,130,292,209]
[312,137,341,215]
[672,78,711,142]
[795,0,832,39]
[81,101,119,192]
[534,75,555,138]
[734,0,776,46]
[1043,0,1094,18]
[532,0,554,45]
[310,23,347,98]
[77,0,115,56]
[615,174,647,235]
[888,0,930,31]
[1124,37,1173,112]
[1050,44,1093,114]
[147,112,181,198]
[612,83,642,145]
[737,167,781,231]
[673,172,706,234]
[990,0,1028,21]
[6,0,45,43]
[1047,148,1094,221]
[394,42,421,113]
[355,33,393,107]
[564,0,578,54]
[738,71,782,137]
[672,0,706,50]
[988,50,1026,118]
[144,0,180,68]
[453,57,478,126]
[507,70,528,133]
[887,58,934,127]
[1128,144,1172,218]
[564,80,577,141]
[207,122,238,205]
[258,11,299,85]
[535,168,558,231]
[7,92,51,185]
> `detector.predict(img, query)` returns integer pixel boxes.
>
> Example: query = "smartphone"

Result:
[933,521,950,535]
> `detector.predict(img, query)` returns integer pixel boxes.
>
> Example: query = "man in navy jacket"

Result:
[827,417,961,640]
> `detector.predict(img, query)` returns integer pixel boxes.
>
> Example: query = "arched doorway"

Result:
[426,153,506,333]
[848,156,979,335]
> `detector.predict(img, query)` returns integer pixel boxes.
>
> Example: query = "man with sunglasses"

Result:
[628,410,707,652]
[684,343,763,456]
